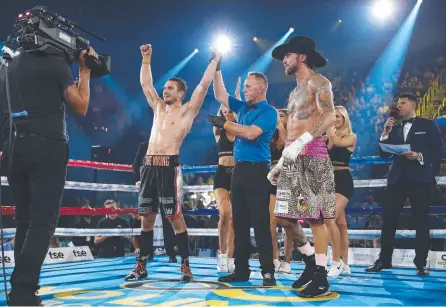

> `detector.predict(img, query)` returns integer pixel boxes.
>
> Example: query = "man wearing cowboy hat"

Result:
[268,35,336,298]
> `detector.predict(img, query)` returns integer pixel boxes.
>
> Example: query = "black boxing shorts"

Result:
[213,165,233,191]
[138,155,183,218]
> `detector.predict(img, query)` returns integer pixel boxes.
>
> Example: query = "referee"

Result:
[208,52,277,286]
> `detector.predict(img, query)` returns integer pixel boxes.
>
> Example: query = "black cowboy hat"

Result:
[272,35,327,68]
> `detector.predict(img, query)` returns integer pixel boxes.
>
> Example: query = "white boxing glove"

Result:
[268,157,284,185]
[282,132,313,162]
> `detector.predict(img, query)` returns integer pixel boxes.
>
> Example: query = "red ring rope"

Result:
[0,152,132,172]
[68,159,132,172]
[1,206,137,216]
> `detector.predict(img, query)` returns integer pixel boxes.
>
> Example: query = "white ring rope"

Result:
[2,176,446,192]
[1,227,446,239]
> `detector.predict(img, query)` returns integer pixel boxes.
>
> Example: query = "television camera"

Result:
[4,5,110,77]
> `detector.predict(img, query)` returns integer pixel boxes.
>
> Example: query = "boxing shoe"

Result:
[180,258,193,282]
[292,253,316,289]
[125,256,148,281]
[298,265,330,298]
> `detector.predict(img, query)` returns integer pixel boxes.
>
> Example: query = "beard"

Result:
[285,64,297,76]
[164,97,175,105]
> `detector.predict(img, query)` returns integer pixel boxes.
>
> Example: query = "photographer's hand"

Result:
[66,47,96,116]
[78,47,98,72]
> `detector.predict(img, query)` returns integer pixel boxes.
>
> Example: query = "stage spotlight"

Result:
[253,37,258,42]
[214,35,232,54]
[372,0,394,20]
[289,27,294,32]
[194,48,199,53]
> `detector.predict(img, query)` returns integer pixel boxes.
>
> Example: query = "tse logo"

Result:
[72,250,88,257]
[48,252,65,259]
[0,256,12,263]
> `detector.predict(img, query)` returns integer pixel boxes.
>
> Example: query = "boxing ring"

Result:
[1,157,446,306]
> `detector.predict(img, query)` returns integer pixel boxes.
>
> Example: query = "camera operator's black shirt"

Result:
[0,49,74,142]
[96,216,129,258]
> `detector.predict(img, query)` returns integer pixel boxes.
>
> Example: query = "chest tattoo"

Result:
[287,86,315,120]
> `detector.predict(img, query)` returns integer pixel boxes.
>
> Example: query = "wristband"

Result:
[290,132,313,148]
[299,132,313,144]
[142,56,151,65]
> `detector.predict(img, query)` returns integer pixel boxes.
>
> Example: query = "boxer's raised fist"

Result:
[140,44,152,57]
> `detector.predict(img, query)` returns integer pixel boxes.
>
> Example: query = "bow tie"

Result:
[246,102,257,109]
[402,117,416,125]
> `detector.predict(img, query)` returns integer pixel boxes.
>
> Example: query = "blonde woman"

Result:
[269,109,293,273]
[325,106,356,277]
[213,78,239,273]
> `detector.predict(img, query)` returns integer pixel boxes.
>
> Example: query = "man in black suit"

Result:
[133,141,178,263]
[366,93,444,275]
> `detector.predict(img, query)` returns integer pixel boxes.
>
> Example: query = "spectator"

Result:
[94,200,130,258]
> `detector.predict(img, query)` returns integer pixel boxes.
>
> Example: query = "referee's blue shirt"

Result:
[228,96,278,163]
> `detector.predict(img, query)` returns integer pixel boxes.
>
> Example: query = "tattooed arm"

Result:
[307,74,336,137]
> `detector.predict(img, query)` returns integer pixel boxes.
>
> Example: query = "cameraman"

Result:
[0,46,96,306]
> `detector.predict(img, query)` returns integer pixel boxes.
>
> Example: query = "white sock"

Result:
[298,242,314,256]
[315,253,327,268]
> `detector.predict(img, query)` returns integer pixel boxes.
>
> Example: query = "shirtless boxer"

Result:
[125,44,220,282]
[269,36,336,298]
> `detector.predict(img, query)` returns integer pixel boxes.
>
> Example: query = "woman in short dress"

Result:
[325,106,356,277]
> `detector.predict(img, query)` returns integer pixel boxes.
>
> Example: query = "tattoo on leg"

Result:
[292,223,308,247]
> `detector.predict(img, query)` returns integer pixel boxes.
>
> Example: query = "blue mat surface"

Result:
[1,256,445,306]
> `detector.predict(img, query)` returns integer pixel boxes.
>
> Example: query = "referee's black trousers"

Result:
[4,135,68,295]
[231,162,274,275]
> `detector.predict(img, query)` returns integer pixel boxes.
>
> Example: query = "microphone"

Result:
[389,107,399,118]
[385,108,399,132]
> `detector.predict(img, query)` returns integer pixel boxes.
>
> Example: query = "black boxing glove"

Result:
[207,114,227,128]
[209,51,222,71]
